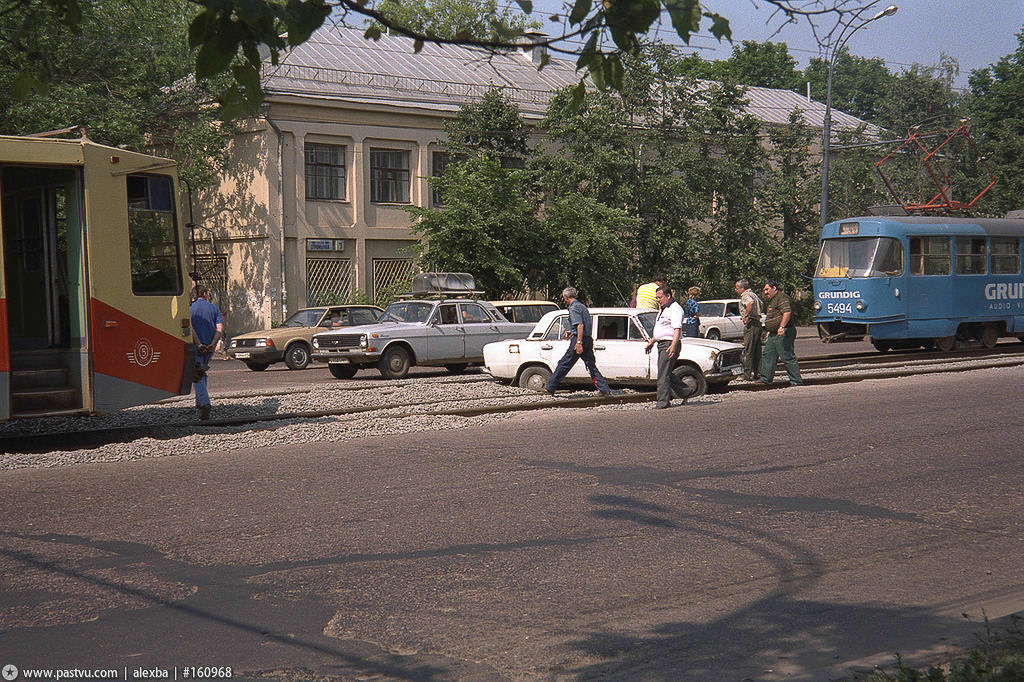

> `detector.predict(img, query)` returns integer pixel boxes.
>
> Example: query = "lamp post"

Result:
[820,2,898,226]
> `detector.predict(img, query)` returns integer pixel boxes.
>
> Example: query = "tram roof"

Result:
[823,215,1024,238]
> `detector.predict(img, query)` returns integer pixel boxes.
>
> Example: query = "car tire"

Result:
[284,343,311,370]
[672,364,707,399]
[518,365,552,391]
[705,329,721,341]
[328,363,358,379]
[444,363,469,374]
[245,362,270,371]
[378,345,411,379]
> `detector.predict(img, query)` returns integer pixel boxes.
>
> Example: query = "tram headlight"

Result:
[855,300,867,311]
[813,300,822,311]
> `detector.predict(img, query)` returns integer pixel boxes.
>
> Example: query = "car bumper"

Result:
[312,349,381,364]
[227,348,284,363]
[705,365,744,383]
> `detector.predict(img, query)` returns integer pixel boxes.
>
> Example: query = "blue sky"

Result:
[531,0,1022,90]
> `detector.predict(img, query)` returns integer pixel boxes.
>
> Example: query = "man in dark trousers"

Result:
[190,285,224,420]
[543,287,611,396]
[734,278,763,380]
[760,280,803,386]
[644,284,691,408]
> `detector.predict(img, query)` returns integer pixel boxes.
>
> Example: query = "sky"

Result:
[530,0,1023,91]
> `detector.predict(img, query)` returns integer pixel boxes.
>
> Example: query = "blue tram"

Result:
[812,214,1024,352]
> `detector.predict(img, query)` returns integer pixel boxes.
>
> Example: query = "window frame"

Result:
[304,142,347,201]
[954,236,988,275]
[991,237,1021,275]
[126,173,183,296]
[909,236,952,276]
[370,148,411,204]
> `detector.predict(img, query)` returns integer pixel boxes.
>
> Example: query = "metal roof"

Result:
[263,26,874,134]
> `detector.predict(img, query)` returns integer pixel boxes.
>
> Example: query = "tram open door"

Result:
[0,161,90,418]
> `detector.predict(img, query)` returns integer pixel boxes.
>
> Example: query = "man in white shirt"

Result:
[644,284,691,408]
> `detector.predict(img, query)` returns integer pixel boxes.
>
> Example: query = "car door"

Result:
[723,301,744,339]
[426,303,465,360]
[593,314,652,380]
[459,302,502,359]
[536,314,574,372]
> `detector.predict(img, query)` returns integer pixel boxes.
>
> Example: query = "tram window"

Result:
[127,174,182,295]
[910,237,951,275]
[991,237,1020,275]
[816,237,903,277]
[955,237,987,275]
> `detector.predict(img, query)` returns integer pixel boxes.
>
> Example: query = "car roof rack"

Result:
[396,272,485,300]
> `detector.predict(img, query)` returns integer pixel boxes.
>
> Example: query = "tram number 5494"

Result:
[826,302,854,315]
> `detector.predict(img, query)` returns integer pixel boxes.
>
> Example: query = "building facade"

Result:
[195,27,870,332]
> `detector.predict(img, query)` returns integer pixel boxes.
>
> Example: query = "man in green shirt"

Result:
[760,280,803,386]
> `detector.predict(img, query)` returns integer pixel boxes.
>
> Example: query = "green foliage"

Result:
[0,0,233,189]
[805,49,894,122]
[708,41,803,91]
[369,0,540,42]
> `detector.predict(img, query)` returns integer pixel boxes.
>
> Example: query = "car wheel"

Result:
[672,364,707,399]
[284,343,311,370]
[328,363,358,379]
[518,365,552,391]
[245,362,270,371]
[705,328,721,341]
[444,363,469,374]
[378,346,411,379]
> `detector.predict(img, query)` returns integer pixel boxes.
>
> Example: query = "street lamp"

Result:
[820,2,898,226]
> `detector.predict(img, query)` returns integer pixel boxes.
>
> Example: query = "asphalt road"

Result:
[1,365,1022,681]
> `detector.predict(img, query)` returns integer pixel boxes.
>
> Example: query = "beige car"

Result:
[228,305,383,370]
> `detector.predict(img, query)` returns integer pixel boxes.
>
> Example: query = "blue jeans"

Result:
[546,336,611,393]
[193,353,212,407]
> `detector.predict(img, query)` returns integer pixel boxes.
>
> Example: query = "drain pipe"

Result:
[265,111,287,321]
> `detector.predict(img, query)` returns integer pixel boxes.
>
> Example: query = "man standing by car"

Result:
[543,287,612,397]
[760,280,803,386]
[734,279,763,380]
[634,273,666,310]
[191,285,224,420]
[645,284,690,408]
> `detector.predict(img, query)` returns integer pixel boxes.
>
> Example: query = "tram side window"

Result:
[955,237,987,275]
[991,237,1020,275]
[910,237,951,275]
[127,174,182,295]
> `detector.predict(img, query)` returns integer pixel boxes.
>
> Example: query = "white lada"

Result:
[483,307,745,398]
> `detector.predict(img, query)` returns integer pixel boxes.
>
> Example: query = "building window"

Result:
[431,151,449,207]
[910,236,951,275]
[306,258,352,305]
[955,237,987,275]
[991,237,1020,275]
[305,143,346,200]
[370,149,410,203]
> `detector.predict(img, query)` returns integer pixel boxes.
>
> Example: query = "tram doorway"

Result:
[0,165,89,416]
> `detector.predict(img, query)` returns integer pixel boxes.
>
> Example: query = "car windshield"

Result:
[381,301,435,323]
[283,308,326,327]
[698,302,725,317]
[817,237,903,278]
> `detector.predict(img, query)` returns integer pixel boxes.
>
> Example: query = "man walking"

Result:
[734,279,763,380]
[634,273,666,310]
[645,284,691,408]
[543,287,612,396]
[760,280,803,386]
[190,285,224,420]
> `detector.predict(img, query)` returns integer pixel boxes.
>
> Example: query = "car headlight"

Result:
[813,300,822,311]
[312,338,319,349]
[855,300,867,311]
[255,338,274,347]
[229,339,238,348]
[360,334,368,348]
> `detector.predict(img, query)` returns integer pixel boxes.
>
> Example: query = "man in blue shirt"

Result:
[190,285,224,420]
[543,287,611,396]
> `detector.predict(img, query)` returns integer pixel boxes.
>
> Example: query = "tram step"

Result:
[11,387,81,413]
[11,367,71,390]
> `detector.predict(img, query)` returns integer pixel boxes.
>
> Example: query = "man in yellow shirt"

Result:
[634,273,666,309]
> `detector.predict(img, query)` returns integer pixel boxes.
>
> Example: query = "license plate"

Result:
[731,367,744,375]
[331,359,351,365]
[234,352,250,358]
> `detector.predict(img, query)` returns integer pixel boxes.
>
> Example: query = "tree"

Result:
[875,56,964,133]
[4,0,891,116]
[0,0,231,188]
[709,41,803,91]
[804,49,893,122]
[369,0,539,42]
[968,29,1024,216]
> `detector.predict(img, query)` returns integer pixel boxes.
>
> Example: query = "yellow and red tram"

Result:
[0,132,195,419]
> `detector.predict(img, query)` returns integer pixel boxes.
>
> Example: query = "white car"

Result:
[697,299,746,340]
[483,307,745,398]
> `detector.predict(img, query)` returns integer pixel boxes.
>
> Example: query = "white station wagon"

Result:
[483,307,745,398]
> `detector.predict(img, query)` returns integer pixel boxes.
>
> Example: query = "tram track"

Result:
[4,345,1024,456]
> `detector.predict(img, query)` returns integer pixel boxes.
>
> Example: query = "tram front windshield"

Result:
[816,237,903,278]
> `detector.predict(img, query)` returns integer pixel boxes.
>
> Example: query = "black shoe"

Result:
[537,387,555,395]
[654,402,670,409]
[599,390,612,397]
[199,405,211,420]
